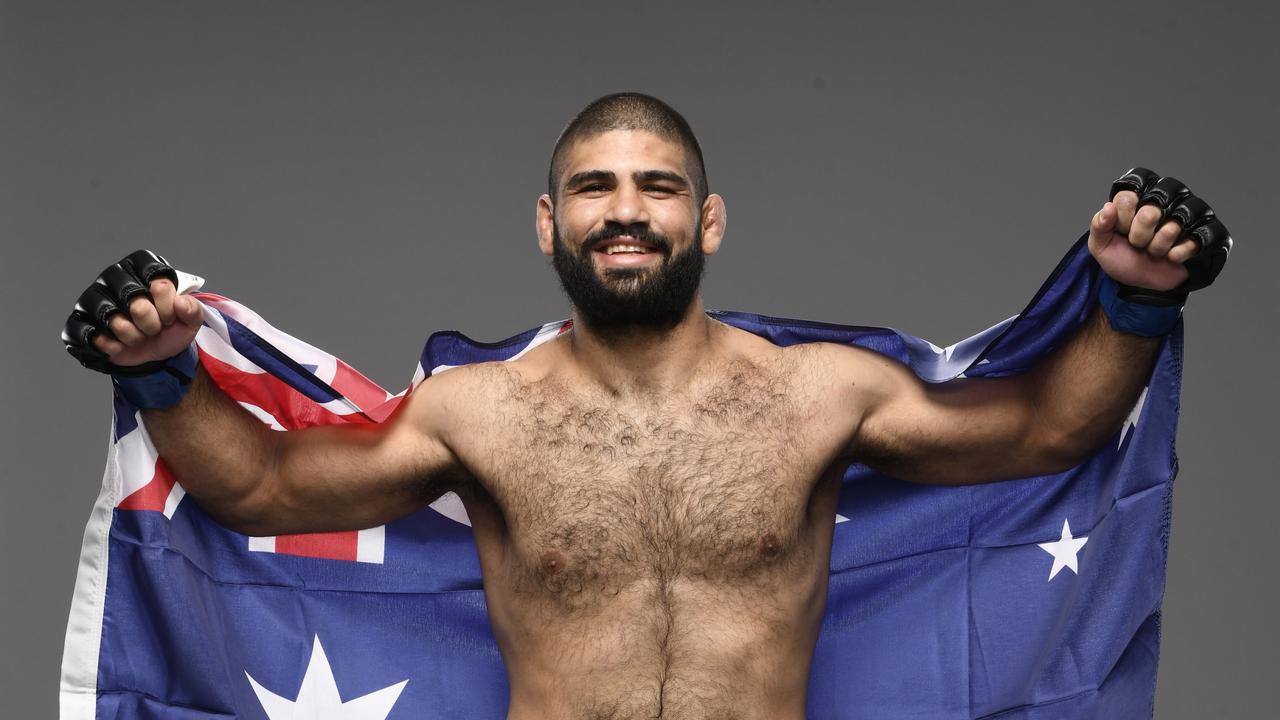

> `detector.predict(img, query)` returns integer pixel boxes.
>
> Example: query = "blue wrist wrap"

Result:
[111,342,200,409]
[1097,274,1183,337]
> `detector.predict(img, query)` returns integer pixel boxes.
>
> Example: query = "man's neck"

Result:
[566,298,718,397]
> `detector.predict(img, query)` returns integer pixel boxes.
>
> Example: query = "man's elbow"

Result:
[186,473,290,538]
[208,503,277,538]
[1032,424,1103,475]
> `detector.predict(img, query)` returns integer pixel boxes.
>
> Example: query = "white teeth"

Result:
[603,245,648,255]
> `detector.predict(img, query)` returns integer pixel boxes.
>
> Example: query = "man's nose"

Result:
[603,183,649,226]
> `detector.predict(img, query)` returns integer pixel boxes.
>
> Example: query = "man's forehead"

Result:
[561,129,690,177]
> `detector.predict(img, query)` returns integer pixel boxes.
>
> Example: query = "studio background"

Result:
[2,1,1276,717]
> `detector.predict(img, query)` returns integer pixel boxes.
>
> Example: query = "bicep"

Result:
[836,345,1056,485]
[256,375,466,535]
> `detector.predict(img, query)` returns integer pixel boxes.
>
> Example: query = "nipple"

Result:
[760,533,781,557]
[540,550,567,575]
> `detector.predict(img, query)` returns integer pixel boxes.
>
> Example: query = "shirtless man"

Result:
[62,93,1230,718]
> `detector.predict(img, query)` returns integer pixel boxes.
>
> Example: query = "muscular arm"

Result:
[834,169,1232,485]
[144,367,466,537]
[61,251,471,537]
[836,305,1158,485]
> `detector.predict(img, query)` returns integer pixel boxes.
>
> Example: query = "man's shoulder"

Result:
[716,324,877,372]
[713,318,884,362]
[415,337,575,414]
[416,359,528,402]
[709,325,849,401]
[751,338,906,412]
[388,361,536,468]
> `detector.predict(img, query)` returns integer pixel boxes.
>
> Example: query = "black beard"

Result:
[551,221,706,334]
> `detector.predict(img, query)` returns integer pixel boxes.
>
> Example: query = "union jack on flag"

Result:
[62,237,1180,718]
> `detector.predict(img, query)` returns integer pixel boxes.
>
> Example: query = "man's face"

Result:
[543,130,708,332]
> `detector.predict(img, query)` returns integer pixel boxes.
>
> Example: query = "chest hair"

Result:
[472,355,831,609]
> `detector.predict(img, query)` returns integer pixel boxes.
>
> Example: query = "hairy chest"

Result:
[457,365,843,608]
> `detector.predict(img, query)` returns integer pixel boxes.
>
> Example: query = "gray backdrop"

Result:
[2,1,1276,717]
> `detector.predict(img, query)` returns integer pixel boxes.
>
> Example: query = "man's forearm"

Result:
[142,367,280,531]
[1027,165,1233,466]
[1028,304,1162,462]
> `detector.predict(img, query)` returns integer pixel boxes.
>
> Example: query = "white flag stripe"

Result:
[239,402,287,430]
[202,298,339,384]
[429,492,472,527]
[357,527,385,564]
[246,529,385,564]
[197,306,267,375]
[162,485,186,520]
[113,415,160,501]
[200,304,363,417]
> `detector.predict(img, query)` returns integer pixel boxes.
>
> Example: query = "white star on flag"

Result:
[1037,518,1089,581]
[247,636,407,719]
[1119,386,1148,449]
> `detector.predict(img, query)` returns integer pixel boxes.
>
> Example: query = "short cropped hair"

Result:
[548,92,708,205]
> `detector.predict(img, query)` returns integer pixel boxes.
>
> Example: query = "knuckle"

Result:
[155,304,176,324]
[107,315,135,336]
[128,296,156,317]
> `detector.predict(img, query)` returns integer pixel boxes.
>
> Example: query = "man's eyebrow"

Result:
[565,170,616,188]
[634,170,689,187]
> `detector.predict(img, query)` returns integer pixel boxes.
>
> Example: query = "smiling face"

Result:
[537,129,725,332]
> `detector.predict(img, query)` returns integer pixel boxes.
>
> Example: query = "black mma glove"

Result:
[1108,167,1232,306]
[62,250,199,408]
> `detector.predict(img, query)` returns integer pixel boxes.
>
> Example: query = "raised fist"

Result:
[1088,167,1232,304]
[62,250,204,374]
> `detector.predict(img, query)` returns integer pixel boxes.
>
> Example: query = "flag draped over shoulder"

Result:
[61,236,1180,719]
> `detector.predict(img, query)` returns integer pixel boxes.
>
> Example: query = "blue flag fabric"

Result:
[61,236,1178,718]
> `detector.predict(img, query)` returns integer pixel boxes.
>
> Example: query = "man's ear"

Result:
[700,194,727,255]
[536,194,555,257]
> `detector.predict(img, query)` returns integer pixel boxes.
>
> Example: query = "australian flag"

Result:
[60,236,1179,719]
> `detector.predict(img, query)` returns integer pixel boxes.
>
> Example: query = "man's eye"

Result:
[645,186,675,194]
[578,184,609,193]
